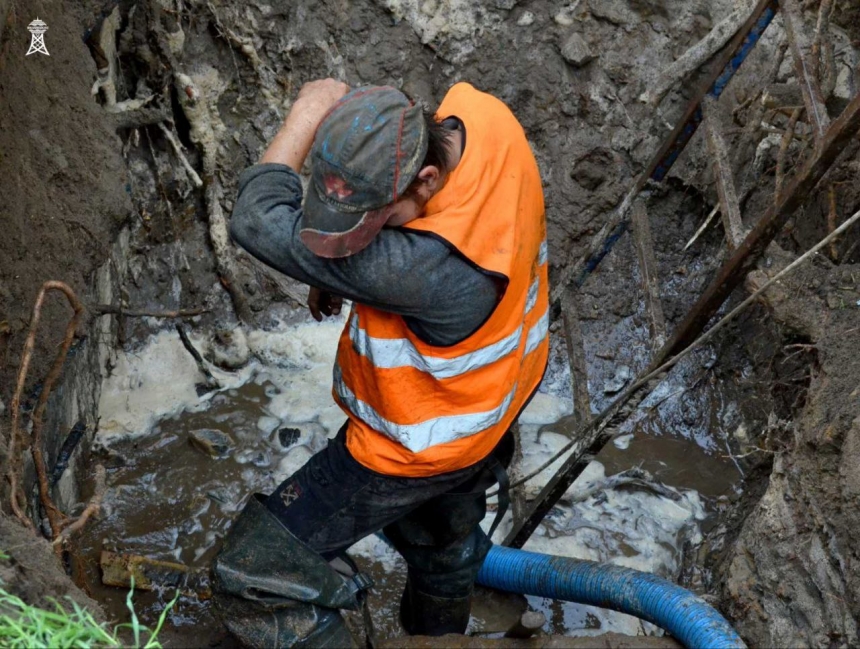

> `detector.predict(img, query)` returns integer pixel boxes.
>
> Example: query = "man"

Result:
[214,78,549,647]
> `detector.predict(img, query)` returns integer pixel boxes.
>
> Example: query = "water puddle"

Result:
[75,309,745,644]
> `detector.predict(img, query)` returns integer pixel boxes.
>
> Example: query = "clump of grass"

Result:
[0,567,178,649]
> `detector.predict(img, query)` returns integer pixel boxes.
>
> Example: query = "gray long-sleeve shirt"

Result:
[229,163,499,346]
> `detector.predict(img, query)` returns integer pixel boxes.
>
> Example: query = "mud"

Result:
[0,0,129,407]
[717,257,860,648]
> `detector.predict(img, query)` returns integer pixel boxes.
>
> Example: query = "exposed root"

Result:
[89,304,208,318]
[53,465,106,547]
[157,122,203,188]
[7,281,83,535]
[174,70,252,323]
[176,324,220,390]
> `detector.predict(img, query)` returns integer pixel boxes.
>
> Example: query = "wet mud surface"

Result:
[72,305,758,644]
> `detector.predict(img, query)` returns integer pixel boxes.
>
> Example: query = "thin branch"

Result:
[176,324,220,389]
[684,204,721,250]
[89,304,208,318]
[157,122,203,188]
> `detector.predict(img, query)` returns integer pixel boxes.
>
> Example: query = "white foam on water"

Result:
[486,391,707,637]
[98,313,707,639]
[96,313,348,444]
[97,330,247,442]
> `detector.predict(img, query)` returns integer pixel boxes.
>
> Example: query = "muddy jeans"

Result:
[264,423,513,598]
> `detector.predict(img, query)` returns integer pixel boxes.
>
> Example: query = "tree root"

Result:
[174,69,253,323]
[7,281,83,536]
[53,465,106,549]
[88,304,208,318]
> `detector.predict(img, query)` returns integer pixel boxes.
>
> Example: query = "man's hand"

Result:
[308,286,343,322]
[295,79,351,124]
[261,78,350,171]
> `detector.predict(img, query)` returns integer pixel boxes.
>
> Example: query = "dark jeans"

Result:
[264,424,513,597]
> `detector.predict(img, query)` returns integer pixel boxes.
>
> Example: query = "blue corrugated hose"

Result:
[477,545,746,649]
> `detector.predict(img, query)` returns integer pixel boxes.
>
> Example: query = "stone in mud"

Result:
[100,550,208,597]
[560,32,595,67]
[207,328,250,370]
[278,426,302,448]
[189,428,234,458]
[604,365,632,393]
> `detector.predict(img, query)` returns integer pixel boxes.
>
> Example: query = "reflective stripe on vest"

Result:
[346,242,548,382]
[334,306,547,453]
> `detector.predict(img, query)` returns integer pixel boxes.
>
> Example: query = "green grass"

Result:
[0,568,179,649]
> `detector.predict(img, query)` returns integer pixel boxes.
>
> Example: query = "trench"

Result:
[7,0,855,645]
[65,269,767,645]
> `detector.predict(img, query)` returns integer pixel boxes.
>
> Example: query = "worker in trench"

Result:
[215,77,550,647]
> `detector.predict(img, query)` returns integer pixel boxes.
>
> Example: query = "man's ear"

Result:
[415,165,442,194]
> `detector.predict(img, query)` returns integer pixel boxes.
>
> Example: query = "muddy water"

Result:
[76,313,745,645]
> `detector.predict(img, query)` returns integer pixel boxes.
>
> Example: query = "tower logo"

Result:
[26,18,49,57]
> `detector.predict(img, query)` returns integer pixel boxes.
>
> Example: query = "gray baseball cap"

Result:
[299,86,429,258]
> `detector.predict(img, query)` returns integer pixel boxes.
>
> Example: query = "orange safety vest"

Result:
[333,82,549,477]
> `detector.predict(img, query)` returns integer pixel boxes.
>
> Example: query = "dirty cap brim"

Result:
[299,187,390,258]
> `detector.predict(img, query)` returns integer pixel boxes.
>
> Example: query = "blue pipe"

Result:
[477,545,746,649]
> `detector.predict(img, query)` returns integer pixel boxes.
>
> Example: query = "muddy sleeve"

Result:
[229,163,498,346]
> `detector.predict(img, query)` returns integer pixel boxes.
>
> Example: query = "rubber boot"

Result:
[212,494,361,648]
[400,576,472,636]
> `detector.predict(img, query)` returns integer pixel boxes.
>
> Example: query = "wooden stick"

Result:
[703,97,746,248]
[775,107,805,204]
[630,200,668,351]
[641,3,755,107]
[89,304,208,318]
[560,288,593,424]
[782,0,831,140]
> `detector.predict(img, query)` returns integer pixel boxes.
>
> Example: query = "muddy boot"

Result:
[212,494,366,648]
[400,575,472,636]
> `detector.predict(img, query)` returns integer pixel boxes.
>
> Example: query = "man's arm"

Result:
[229,79,499,346]
[230,164,498,346]
[260,79,350,171]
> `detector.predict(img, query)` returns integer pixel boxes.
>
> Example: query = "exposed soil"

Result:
[0,0,130,409]
[0,513,101,618]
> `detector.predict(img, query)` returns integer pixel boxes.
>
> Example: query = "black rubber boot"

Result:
[400,576,472,636]
[212,494,361,648]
